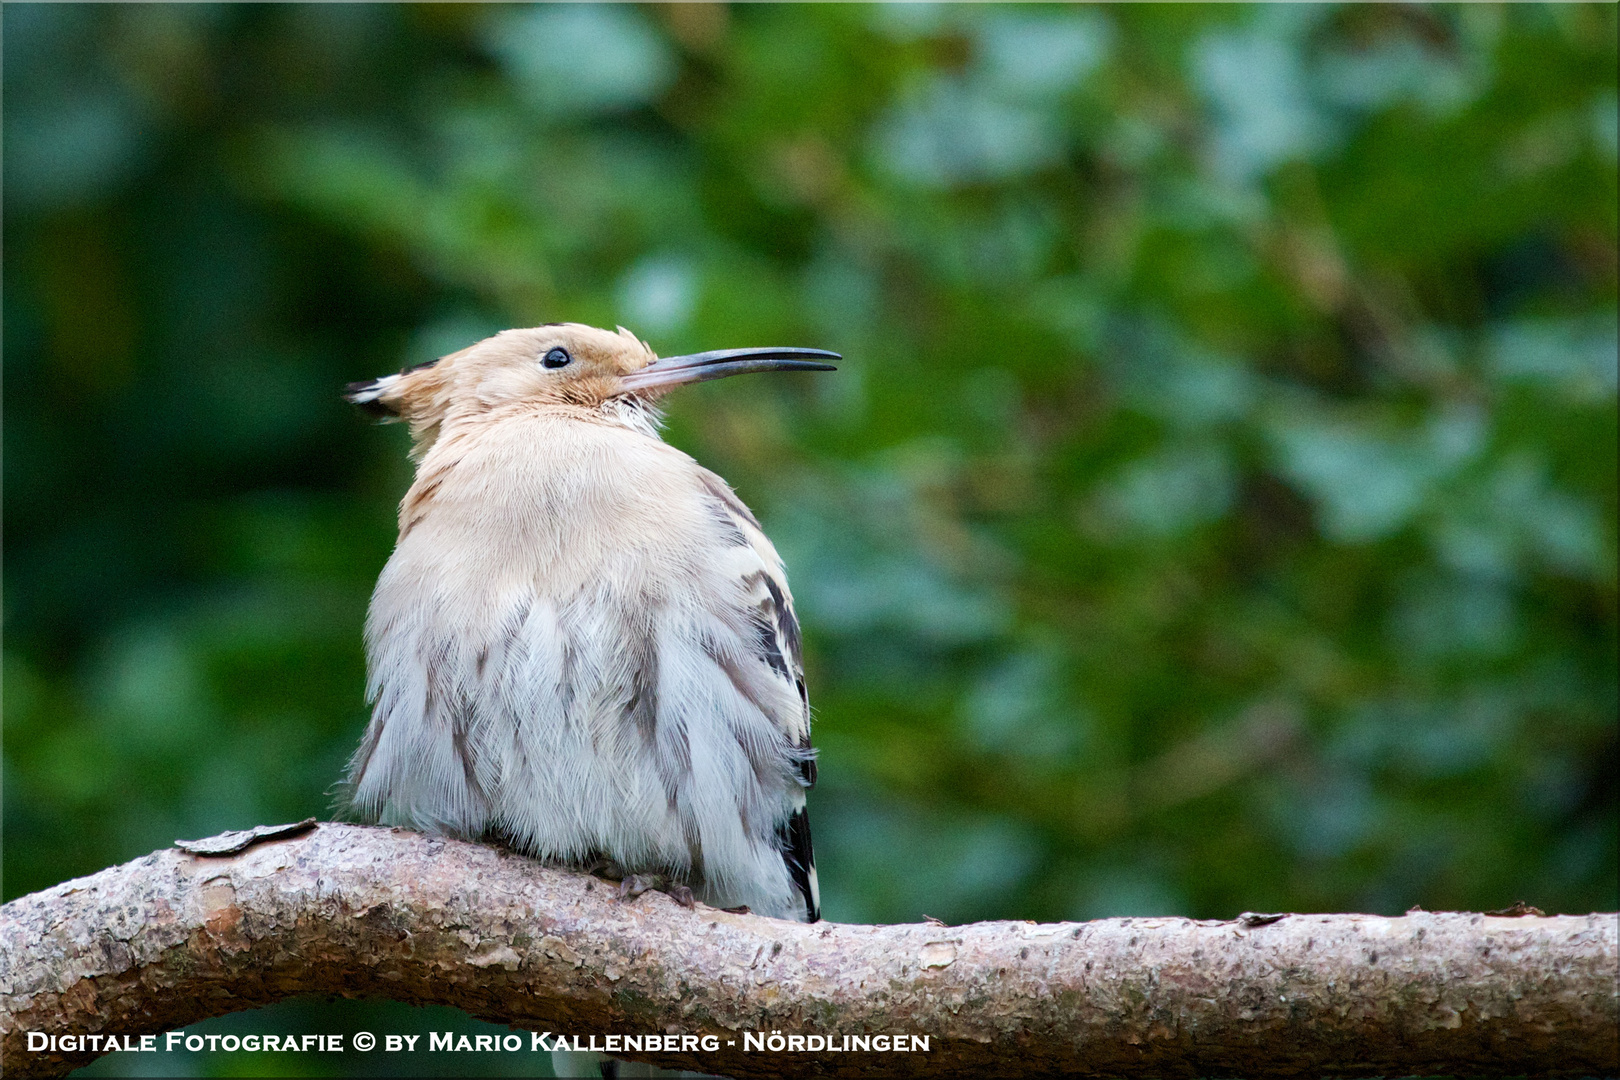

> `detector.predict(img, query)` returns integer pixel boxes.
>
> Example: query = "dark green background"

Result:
[5,4,1615,1076]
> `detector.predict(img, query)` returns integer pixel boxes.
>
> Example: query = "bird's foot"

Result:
[478,828,529,858]
[618,873,696,909]
[584,855,628,881]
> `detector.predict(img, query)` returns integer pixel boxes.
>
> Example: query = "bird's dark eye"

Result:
[542,347,572,369]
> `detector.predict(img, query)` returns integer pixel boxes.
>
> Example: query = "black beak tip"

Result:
[794,349,839,371]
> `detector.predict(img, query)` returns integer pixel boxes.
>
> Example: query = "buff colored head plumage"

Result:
[346,322,836,455]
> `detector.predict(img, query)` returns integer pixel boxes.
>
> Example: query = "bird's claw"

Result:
[585,856,627,881]
[618,874,696,909]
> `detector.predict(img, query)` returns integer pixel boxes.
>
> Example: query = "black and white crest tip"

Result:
[344,373,401,417]
[345,358,442,418]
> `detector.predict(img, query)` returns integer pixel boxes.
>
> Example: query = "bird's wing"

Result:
[697,469,821,922]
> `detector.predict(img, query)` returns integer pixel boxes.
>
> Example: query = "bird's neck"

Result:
[595,396,665,439]
[436,396,665,442]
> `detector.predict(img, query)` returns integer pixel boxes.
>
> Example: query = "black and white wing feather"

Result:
[698,470,821,923]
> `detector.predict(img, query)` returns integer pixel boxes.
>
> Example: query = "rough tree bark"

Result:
[1,823,1615,1079]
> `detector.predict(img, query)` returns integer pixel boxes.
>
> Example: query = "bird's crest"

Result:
[344,348,466,459]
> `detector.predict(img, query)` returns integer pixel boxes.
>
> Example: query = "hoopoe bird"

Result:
[343,324,834,925]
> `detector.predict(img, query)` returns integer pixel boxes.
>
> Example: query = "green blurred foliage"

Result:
[4,3,1616,1075]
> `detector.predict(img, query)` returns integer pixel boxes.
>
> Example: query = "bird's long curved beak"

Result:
[621,347,839,393]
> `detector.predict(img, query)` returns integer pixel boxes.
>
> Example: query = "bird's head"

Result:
[346,322,837,452]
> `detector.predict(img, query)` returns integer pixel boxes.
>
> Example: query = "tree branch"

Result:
[2,823,1614,1078]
